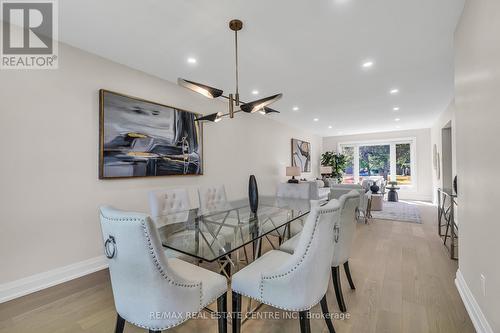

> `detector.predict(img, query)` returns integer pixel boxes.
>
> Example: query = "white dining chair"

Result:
[329,190,360,312]
[271,189,312,244]
[198,185,250,267]
[231,199,341,333]
[149,188,191,227]
[198,185,232,215]
[280,190,360,313]
[149,188,222,261]
[99,206,228,333]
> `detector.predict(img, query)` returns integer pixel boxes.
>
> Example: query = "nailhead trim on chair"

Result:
[102,213,226,331]
[235,206,340,312]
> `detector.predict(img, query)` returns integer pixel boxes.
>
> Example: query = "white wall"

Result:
[323,129,432,201]
[0,42,321,285]
[454,0,500,331]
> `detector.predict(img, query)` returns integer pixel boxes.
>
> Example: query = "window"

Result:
[339,138,416,187]
[341,146,355,183]
[358,144,390,182]
[396,143,411,185]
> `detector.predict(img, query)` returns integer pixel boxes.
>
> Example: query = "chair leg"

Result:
[343,261,356,290]
[320,295,336,333]
[217,292,228,333]
[232,292,242,333]
[299,310,311,333]
[114,314,125,333]
[332,266,347,312]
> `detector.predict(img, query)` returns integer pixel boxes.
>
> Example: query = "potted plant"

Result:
[321,151,347,184]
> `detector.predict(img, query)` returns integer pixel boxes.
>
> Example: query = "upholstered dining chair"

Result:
[280,190,360,313]
[198,185,233,215]
[99,206,228,333]
[265,187,313,246]
[197,185,250,265]
[149,188,191,227]
[231,199,341,333]
[149,188,223,261]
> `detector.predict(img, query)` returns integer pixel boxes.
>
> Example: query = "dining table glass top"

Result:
[155,196,314,262]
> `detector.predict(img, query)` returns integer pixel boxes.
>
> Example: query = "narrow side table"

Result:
[371,193,384,211]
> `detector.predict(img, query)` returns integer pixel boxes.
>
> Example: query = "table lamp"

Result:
[286,166,301,183]
[320,166,333,177]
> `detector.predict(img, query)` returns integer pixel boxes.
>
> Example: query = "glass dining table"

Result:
[154,196,316,277]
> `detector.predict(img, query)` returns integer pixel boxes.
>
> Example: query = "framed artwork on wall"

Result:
[99,89,203,179]
[291,138,311,173]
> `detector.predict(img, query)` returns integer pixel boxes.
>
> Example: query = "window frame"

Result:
[337,137,417,191]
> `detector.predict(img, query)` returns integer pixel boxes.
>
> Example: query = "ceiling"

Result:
[59,0,465,137]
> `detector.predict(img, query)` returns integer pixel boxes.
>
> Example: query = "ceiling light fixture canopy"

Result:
[178,19,283,122]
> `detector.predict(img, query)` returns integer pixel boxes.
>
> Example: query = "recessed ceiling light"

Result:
[393,106,400,111]
[187,57,197,64]
[292,106,299,111]
[394,118,401,122]
[251,90,259,95]
[313,118,319,122]
[362,60,374,69]
[328,125,333,129]
[390,88,399,95]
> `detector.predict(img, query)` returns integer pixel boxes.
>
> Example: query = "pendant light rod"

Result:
[229,19,243,106]
[235,29,239,106]
[185,19,283,123]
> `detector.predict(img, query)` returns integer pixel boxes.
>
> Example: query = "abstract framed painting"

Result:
[99,90,203,179]
[291,138,311,173]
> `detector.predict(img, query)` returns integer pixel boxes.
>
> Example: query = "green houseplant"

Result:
[321,151,347,184]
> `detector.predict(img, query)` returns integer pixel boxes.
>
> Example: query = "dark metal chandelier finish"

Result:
[178,19,282,122]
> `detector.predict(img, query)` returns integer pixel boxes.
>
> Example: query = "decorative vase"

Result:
[370,183,380,194]
[249,175,259,214]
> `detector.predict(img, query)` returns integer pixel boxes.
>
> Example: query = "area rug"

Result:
[371,201,422,224]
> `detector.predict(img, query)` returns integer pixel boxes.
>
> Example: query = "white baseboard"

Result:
[0,255,108,304]
[455,269,493,333]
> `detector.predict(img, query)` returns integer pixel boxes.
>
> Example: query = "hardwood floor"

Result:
[0,202,474,333]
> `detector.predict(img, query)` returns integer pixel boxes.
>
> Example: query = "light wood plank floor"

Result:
[0,202,474,333]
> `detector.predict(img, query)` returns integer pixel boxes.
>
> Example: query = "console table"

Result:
[437,188,458,260]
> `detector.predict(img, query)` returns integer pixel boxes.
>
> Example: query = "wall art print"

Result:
[99,90,203,179]
[291,138,311,173]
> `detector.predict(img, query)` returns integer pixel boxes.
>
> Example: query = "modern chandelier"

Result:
[178,19,283,122]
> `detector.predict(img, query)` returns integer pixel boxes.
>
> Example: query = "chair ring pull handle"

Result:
[333,224,340,243]
[104,236,116,259]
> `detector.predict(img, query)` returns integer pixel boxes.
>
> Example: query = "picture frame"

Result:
[291,138,311,173]
[99,89,203,179]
